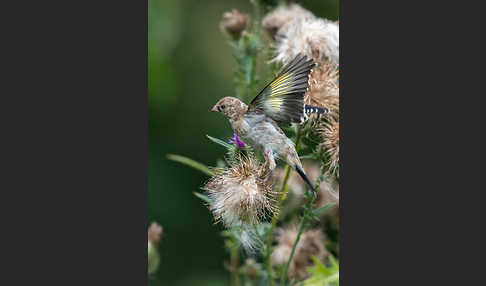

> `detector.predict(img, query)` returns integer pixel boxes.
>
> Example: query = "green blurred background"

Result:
[148,1,338,284]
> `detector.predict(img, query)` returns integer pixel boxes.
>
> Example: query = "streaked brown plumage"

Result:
[211,54,327,192]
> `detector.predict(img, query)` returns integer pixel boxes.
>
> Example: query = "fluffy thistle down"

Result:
[271,226,328,281]
[318,116,340,178]
[306,62,339,119]
[272,17,339,66]
[262,4,315,39]
[222,9,249,37]
[202,153,277,227]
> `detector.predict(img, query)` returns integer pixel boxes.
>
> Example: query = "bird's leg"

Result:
[263,148,276,181]
[264,148,276,171]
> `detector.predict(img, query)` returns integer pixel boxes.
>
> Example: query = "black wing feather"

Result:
[248,53,316,125]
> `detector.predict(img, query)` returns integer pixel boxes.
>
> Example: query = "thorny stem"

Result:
[264,125,304,286]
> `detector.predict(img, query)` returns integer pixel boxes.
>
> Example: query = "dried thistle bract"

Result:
[306,62,339,119]
[318,116,339,178]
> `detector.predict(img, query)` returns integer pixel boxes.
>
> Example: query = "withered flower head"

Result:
[271,226,328,281]
[148,222,163,247]
[222,9,250,37]
[318,117,340,178]
[273,17,339,66]
[262,4,315,39]
[202,153,277,227]
[306,62,339,119]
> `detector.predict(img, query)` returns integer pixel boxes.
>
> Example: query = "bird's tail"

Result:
[294,164,316,194]
[304,105,328,115]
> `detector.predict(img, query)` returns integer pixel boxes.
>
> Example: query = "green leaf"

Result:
[302,256,339,286]
[166,154,214,176]
[193,192,211,204]
[206,134,236,151]
[328,255,339,272]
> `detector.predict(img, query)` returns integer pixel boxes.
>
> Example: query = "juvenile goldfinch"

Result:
[211,54,327,193]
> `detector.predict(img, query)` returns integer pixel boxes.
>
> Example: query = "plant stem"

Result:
[264,164,289,286]
[280,169,327,284]
[250,0,262,34]
[280,194,313,284]
[264,126,304,286]
[231,245,239,286]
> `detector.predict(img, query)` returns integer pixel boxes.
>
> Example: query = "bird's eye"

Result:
[221,105,226,109]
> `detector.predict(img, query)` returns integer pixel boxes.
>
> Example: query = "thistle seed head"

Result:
[271,226,328,281]
[262,4,315,39]
[306,63,339,119]
[202,153,277,227]
[272,17,339,66]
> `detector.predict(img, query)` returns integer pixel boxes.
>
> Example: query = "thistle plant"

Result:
[148,222,163,276]
[166,2,339,285]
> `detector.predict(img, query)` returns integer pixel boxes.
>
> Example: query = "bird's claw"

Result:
[268,160,276,171]
[264,149,276,171]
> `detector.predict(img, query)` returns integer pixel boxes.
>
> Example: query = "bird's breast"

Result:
[235,115,290,152]
[230,118,250,137]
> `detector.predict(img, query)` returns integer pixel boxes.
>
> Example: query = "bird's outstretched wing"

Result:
[248,54,316,125]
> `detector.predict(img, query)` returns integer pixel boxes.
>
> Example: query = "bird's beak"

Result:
[210,105,219,112]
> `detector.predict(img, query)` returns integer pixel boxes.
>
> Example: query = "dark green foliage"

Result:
[149,0,339,285]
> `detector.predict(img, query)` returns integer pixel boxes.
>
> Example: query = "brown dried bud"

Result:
[148,222,163,247]
[222,9,249,37]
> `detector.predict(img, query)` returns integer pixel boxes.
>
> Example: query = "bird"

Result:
[210,53,327,193]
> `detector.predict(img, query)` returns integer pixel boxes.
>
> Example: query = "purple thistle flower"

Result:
[228,132,245,148]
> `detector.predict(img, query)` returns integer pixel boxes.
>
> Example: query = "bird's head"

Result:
[210,97,248,121]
